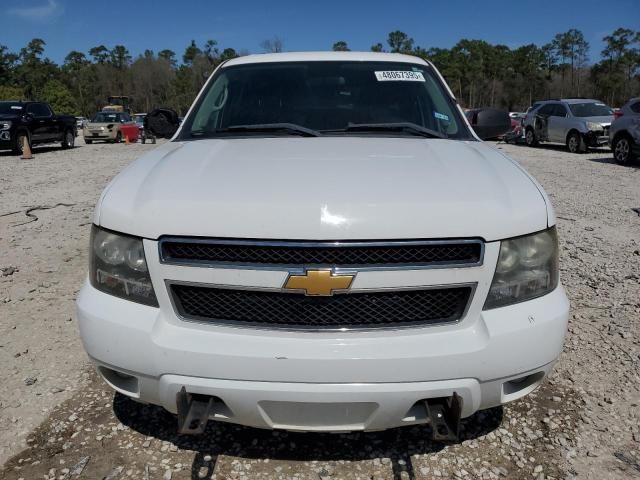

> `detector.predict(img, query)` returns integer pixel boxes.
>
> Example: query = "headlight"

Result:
[586,121,604,132]
[90,226,158,306]
[484,228,559,310]
[0,121,11,130]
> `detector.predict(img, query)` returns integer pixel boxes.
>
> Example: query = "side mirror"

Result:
[22,112,34,122]
[466,108,511,140]
[145,108,180,139]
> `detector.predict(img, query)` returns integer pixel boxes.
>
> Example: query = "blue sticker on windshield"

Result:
[434,112,449,121]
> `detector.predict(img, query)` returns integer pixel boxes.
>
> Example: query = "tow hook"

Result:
[176,387,214,435]
[425,392,463,441]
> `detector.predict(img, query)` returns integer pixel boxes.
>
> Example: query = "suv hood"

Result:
[583,115,614,126]
[97,138,550,242]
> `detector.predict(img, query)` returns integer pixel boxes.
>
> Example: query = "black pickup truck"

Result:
[0,101,77,154]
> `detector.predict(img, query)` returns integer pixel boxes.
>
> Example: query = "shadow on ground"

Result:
[586,155,640,168]
[0,144,84,157]
[113,393,503,480]
[504,142,611,155]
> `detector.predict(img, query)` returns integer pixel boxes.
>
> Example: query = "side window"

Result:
[538,104,554,116]
[26,103,52,117]
[553,103,567,118]
[631,102,640,114]
[192,74,229,132]
[121,113,131,122]
[553,104,568,117]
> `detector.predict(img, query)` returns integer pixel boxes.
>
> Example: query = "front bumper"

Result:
[83,130,116,140]
[77,278,569,432]
[585,131,609,147]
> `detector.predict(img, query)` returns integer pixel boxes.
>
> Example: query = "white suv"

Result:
[77,52,569,440]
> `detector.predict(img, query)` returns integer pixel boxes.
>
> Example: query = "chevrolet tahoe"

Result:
[77,52,569,439]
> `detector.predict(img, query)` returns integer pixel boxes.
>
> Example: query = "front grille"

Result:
[170,284,472,329]
[160,239,483,268]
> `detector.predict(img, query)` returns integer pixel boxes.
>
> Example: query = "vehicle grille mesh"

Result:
[170,284,472,329]
[161,240,482,267]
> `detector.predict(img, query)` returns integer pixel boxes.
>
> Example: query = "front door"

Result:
[26,103,55,142]
[546,104,569,143]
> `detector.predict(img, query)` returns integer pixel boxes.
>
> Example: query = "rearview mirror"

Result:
[145,108,180,139]
[465,108,511,140]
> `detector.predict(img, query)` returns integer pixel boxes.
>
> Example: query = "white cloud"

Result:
[8,0,63,21]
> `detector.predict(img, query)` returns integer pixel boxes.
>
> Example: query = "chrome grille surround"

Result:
[167,281,476,331]
[159,238,484,271]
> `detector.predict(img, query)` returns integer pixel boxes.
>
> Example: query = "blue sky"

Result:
[1,0,638,64]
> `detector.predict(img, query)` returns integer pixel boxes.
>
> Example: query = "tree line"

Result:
[0,28,638,117]
[352,27,639,110]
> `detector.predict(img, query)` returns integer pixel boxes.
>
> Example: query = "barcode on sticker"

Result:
[375,71,425,82]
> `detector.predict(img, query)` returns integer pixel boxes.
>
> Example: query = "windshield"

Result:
[180,61,470,140]
[0,102,23,115]
[93,112,122,123]
[134,115,145,123]
[568,102,613,117]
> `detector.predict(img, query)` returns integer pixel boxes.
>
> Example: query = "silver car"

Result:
[523,99,614,153]
[609,97,640,164]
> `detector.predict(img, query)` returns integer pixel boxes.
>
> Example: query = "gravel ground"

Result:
[0,138,639,480]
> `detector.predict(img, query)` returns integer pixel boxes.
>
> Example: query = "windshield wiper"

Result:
[215,123,321,137]
[331,122,447,139]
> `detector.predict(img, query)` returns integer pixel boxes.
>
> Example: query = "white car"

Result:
[77,52,569,439]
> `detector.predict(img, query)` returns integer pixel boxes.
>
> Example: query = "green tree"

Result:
[183,40,202,65]
[425,47,463,99]
[62,51,92,115]
[370,43,384,52]
[158,49,177,67]
[64,50,89,68]
[14,38,58,99]
[89,45,110,64]
[552,29,589,96]
[0,45,18,84]
[332,41,350,51]
[387,31,414,53]
[204,40,219,62]
[42,80,76,114]
[220,48,239,61]
[0,85,24,101]
[110,45,132,69]
[20,38,45,63]
[509,44,547,108]
[595,28,640,105]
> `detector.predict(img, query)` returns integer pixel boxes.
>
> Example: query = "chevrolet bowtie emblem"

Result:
[284,269,355,296]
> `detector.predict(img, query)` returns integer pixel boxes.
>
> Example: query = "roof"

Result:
[223,51,430,67]
[560,98,602,104]
[534,98,604,105]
